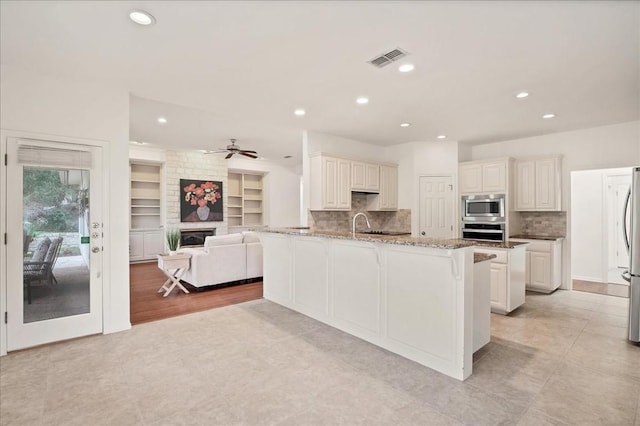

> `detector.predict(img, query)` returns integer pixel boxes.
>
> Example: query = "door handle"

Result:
[91,247,100,253]
[622,270,632,283]
[421,231,426,236]
[623,188,631,253]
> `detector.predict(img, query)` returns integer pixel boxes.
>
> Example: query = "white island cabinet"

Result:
[259,230,477,381]
[474,244,527,314]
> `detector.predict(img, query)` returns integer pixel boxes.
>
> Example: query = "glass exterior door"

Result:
[6,138,103,351]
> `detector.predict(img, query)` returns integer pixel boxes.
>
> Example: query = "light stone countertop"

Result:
[509,234,565,241]
[261,228,529,250]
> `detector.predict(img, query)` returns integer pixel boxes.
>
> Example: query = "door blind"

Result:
[17,142,92,168]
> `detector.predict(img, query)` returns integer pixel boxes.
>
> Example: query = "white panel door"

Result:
[530,252,551,289]
[489,263,507,310]
[337,158,351,209]
[459,164,483,194]
[322,157,338,209]
[332,242,380,333]
[6,137,103,351]
[419,176,454,239]
[365,163,380,192]
[351,161,366,191]
[143,230,164,258]
[482,160,507,193]
[535,158,557,210]
[261,233,292,304]
[515,160,536,210]
[129,233,144,260]
[293,238,328,315]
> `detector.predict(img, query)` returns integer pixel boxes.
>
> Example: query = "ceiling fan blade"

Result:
[205,149,228,154]
[239,149,257,154]
[225,152,234,159]
[240,151,258,159]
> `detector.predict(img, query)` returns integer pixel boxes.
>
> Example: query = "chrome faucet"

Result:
[352,212,371,235]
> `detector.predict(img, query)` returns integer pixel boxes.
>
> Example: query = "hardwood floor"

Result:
[129,261,263,325]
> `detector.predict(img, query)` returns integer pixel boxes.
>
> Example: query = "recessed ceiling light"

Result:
[515,92,529,99]
[294,108,306,116]
[130,141,147,145]
[157,116,167,124]
[129,10,156,26]
[400,123,411,128]
[398,64,415,73]
[437,135,447,140]
[356,97,369,105]
[542,113,556,119]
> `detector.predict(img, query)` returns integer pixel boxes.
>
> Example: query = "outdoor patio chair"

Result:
[23,236,63,304]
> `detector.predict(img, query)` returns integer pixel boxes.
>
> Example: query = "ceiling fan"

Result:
[208,139,258,159]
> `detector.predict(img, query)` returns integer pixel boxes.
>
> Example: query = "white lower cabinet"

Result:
[511,238,563,293]
[489,262,508,309]
[475,246,526,315]
[129,230,164,261]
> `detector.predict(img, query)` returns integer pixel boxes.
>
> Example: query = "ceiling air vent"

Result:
[368,48,409,68]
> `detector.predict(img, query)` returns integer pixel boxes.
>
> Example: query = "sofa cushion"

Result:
[242,231,261,243]
[204,233,244,249]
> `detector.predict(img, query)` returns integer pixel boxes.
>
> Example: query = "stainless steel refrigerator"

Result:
[623,166,640,343]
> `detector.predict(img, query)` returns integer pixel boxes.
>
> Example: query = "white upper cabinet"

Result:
[482,160,507,193]
[310,154,351,210]
[459,163,483,194]
[351,161,380,192]
[367,165,398,211]
[459,159,509,194]
[514,157,561,211]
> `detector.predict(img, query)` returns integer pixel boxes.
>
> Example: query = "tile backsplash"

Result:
[308,193,411,233]
[518,211,567,237]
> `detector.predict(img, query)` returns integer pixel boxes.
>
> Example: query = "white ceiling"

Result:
[1,1,638,164]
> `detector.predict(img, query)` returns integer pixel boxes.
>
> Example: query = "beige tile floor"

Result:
[1,290,639,425]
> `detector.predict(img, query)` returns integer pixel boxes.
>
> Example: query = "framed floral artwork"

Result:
[180,179,223,222]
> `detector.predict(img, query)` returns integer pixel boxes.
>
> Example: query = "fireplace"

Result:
[180,228,216,247]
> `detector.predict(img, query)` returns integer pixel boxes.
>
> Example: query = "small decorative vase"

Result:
[169,250,177,256]
[196,205,210,221]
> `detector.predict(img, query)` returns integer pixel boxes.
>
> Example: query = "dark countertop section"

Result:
[509,234,565,241]
[262,228,476,249]
[474,253,497,263]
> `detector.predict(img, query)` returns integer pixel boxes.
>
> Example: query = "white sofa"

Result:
[180,231,263,288]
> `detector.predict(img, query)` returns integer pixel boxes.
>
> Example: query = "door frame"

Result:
[0,129,111,356]
[416,174,457,239]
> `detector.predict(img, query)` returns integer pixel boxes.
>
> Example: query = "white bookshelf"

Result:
[130,161,164,262]
[228,171,263,226]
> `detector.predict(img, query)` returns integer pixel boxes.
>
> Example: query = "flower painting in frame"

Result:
[180,179,223,222]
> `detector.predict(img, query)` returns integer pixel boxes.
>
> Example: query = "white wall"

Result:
[470,120,640,289]
[0,65,131,352]
[571,170,605,282]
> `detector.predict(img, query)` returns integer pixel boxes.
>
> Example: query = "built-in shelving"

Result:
[228,171,264,226]
[130,162,163,230]
[130,160,164,263]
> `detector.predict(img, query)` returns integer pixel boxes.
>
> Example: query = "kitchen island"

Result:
[258,229,480,380]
